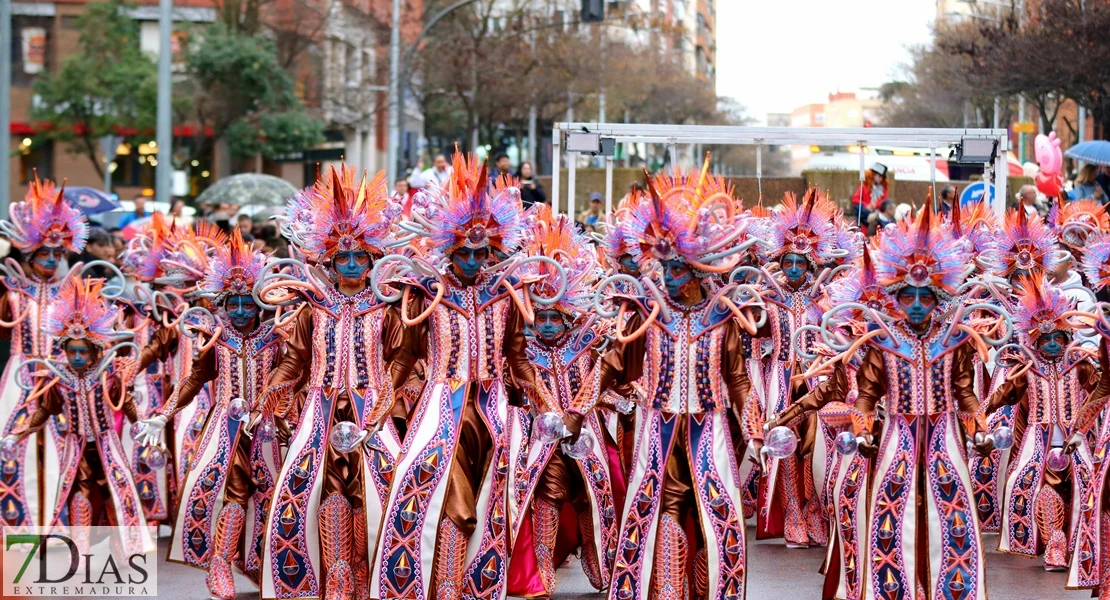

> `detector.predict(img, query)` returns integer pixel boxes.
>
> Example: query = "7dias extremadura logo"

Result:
[2,526,157,597]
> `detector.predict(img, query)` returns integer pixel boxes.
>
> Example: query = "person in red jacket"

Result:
[850,162,889,233]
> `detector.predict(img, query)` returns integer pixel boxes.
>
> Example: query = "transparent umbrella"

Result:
[195,174,299,216]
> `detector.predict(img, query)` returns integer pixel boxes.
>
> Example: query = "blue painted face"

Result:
[334,251,371,281]
[896,286,938,326]
[533,310,567,342]
[662,259,695,299]
[451,247,489,281]
[31,247,61,278]
[225,295,260,331]
[64,340,95,373]
[782,253,809,284]
[619,254,640,276]
[1037,330,1069,358]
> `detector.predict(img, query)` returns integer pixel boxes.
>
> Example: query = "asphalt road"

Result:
[149,529,1090,600]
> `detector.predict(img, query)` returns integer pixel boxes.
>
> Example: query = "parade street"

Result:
[154,531,1089,600]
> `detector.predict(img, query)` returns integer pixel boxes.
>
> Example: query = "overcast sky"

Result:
[716,0,937,122]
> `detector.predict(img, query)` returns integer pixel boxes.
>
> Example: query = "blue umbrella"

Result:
[63,187,121,216]
[1065,140,1110,167]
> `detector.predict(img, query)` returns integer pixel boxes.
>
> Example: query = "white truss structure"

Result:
[550,122,1010,218]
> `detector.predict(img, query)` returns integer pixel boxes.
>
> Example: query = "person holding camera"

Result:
[517,161,546,208]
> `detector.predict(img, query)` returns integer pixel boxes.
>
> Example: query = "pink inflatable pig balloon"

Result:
[1034,132,1063,176]
[1034,131,1064,197]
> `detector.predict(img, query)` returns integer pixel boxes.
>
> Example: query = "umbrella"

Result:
[1065,140,1110,167]
[64,187,121,216]
[195,174,299,212]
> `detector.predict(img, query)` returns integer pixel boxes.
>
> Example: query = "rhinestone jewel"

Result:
[653,238,672,257]
[906,264,930,287]
[467,225,488,244]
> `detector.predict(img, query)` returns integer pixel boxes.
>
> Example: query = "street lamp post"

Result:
[386,0,401,185]
[388,0,482,180]
[0,0,11,215]
[155,0,173,205]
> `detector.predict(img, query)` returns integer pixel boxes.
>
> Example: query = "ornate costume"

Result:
[260,166,409,600]
[569,164,756,600]
[746,188,860,547]
[142,221,228,497]
[506,206,623,597]
[118,213,176,522]
[985,278,1104,571]
[807,198,1001,599]
[154,229,285,599]
[968,207,1059,534]
[9,276,154,556]
[372,154,547,600]
[0,176,88,529]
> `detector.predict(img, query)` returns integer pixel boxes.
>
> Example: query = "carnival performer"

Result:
[597,193,645,482]
[371,153,550,600]
[968,206,1059,533]
[117,212,177,523]
[984,277,1107,572]
[2,276,155,557]
[131,229,284,599]
[506,205,622,598]
[563,164,758,600]
[762,245,891,600]
[1063,232,1110,596]
[258,165,410,600]
[137,221,228,498]
[793,195,1006,599]
[746,188,860,548]
[0,175,89,529]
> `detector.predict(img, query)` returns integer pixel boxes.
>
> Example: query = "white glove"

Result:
[135,415,168,447]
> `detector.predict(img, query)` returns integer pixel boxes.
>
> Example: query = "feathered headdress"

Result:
[201,228,268,303]
[758,188,842,266]
[3,175,88,253]
[520,204,600,317]
[412,152,524,258]
[159,220,231,295]
[601,191,643,267]
[285,165,399,261]
[1012,276,1074,343]
[873,195,971,300]
[1080,231,1110,291]
[826,245,896,320]
[830,204,865,268]
[950,197,1002,273]
[1050,198,1110,250]
[994,208,1059,278]
[119,212,171,282]
[625,157,747,273]
[44,276,124,348]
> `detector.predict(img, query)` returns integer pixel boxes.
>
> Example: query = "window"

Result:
[109,143,156,189]
[19,139,52,184]
[346,43,360,86]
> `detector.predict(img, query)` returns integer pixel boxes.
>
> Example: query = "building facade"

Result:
[4,0,424,202]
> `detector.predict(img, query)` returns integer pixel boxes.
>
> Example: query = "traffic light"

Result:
[581,0,605,23]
